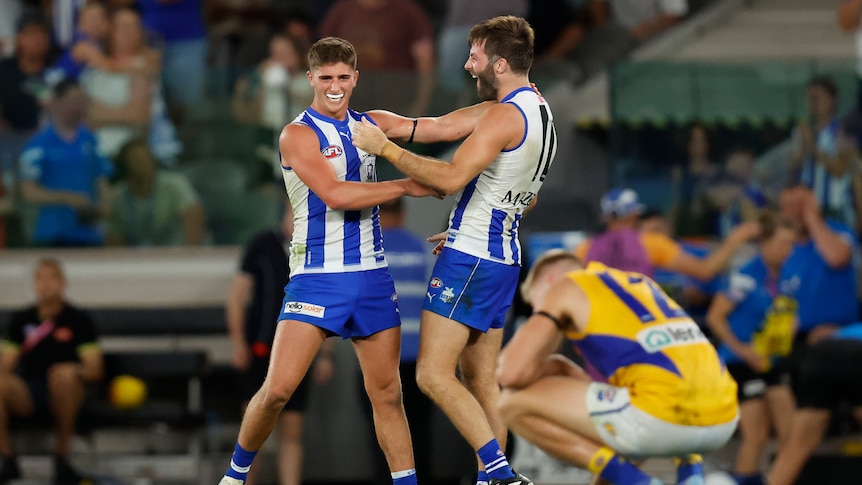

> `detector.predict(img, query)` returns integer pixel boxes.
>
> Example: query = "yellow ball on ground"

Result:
[109,375,147,409]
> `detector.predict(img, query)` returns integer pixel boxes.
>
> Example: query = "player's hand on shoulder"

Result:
[351,120,388,156]
[400,178,443,199]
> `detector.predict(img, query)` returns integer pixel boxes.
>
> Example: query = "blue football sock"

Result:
[588,447,654,485]
[392,468,417,485]
[224,442,258,482]
[677,454,704,484]
[734,473,764,485]
[477,470,489,484]
[477,439,516,480]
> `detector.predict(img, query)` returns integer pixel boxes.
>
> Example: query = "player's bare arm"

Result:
[280,124,439,210]
[353,102,524,195]
[367,101,496,144]
[498,280,587,389]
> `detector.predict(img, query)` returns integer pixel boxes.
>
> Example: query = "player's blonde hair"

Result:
[520,249,582,304]
[468,16,534,75]
[307,36,356,71]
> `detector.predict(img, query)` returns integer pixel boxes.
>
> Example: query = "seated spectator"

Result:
[320,0,435,116]
[19,78,112,247]
[791,76,862,232]
[768,322,862,485]
[45,2,110,84]
[705,147,769,239]
[778,185,858,347]
[107,138,205,246]
[0,258,104,484]
[706,210,798,485]
[574,188,758,281]
[0,13,52,134]
[79,7,181,163]
[672,121,721,237]
[113,0,207,120]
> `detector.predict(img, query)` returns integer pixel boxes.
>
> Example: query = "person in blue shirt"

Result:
[768,321,862,485]
[361,197,436,484]
[45,3,109,84]
[19,78,112,246]
[706,211,799,485]
[778,185,858,343]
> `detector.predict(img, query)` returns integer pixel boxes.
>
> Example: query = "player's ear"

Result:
[306,70,312,84]
[354,69,360,84]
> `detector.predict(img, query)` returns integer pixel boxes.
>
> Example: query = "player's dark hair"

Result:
[467,16,534,75]
[308,37,356,71]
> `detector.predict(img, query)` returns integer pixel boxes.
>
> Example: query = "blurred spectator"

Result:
[0,258,104,484]
[590,0,687,42]
[795,80,862,234]
[232,34,312,187]
[837,0,862,112]
[768,322,862,485]
[114,0,207,120]
[436,0,527,98]
[278,8,315,47]
[639,209,718,317]
[207,0,275,93]
[19,78,112,247]
[706,211,798,485]
[0,0,23,57]
[574,188,757,281]
[705,147,768,239]
[225,202,333,485]
[49,0,88,51]
[0,169,11,248]
[320,0,435,116]
[232,34,312,131]
[79,7,181,163]
[107,138,205,246]
[361,198,434,485]
[671,121,720,237]
[528,0,586,63]
[45,2,109,83]
[0,13,52,133]
[778,185,858,344]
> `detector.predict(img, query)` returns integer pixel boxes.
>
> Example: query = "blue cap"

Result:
[600,188,643,218]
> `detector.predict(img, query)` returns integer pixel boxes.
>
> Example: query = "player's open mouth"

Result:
[326,93,344,101]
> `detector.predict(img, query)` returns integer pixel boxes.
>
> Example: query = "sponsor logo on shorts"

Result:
[636,322,707,353]
[283,301,326,318]
[322,145,343,159]
[440,287,455,304]
[597,388,617,403]
[426,292,436,303]
[430,277,443,288]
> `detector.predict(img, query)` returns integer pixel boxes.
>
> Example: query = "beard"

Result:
[475,62,499,101]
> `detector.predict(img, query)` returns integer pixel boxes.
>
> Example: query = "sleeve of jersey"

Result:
[640,232,683,268]
[18,143,45,181]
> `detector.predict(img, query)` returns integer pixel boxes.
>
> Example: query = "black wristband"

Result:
[407,118,418,144]
[535,311,565,330]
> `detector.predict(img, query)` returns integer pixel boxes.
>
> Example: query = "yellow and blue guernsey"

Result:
[567,262,738,427]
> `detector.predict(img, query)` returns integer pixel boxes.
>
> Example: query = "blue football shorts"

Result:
[278,268,400,339]
[423,248,520,332]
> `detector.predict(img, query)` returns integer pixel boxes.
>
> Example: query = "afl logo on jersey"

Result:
[322,145,343,159]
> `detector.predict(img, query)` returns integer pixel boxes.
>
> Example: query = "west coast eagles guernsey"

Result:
[445,87,557,265]
[281,107,387,277]
[566,262,738,426]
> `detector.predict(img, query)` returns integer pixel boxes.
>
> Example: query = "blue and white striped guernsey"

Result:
[445,87,558,265]
[281,107,386,277]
